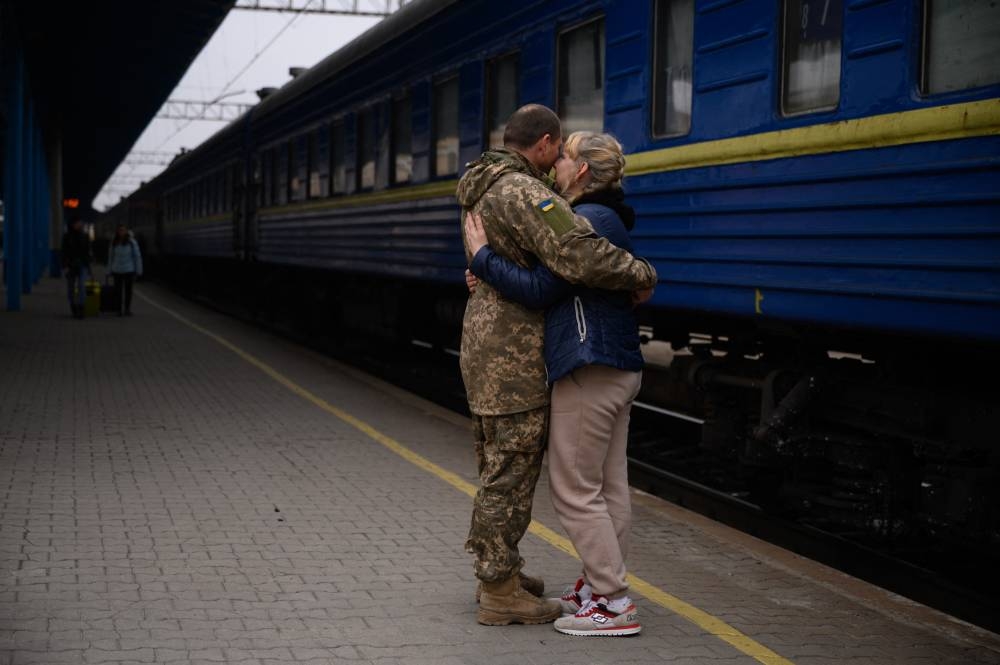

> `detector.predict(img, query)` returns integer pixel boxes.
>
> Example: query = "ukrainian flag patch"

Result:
[536,197,575,236]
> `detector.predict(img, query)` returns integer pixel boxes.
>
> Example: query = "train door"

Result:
[232,160,245,260]
[156,193,165,256]
[243,153,259,261]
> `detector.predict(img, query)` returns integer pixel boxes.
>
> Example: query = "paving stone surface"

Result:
[2,278,999,665]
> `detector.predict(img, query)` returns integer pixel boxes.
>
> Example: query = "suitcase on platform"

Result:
[83,280,101,317]
[100,276,120,313]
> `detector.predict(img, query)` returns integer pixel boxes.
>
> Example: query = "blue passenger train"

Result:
[101,0,999,564]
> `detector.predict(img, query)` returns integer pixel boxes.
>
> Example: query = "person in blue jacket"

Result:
[107,224,143,316]
[464,131,654,637]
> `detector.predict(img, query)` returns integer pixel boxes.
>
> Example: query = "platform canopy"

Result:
[3,0,235,210]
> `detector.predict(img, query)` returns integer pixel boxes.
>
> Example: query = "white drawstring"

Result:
[574,296,587,342]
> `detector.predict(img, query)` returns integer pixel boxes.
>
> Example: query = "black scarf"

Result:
[572,187,636,231]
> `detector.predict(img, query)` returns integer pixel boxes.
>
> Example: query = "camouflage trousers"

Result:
[465,406,548,583]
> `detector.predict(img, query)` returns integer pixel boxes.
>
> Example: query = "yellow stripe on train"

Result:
[625,98,1000,176]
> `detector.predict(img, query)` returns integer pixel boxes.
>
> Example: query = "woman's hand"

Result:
[464,212,489,256]
[465,269,479,294]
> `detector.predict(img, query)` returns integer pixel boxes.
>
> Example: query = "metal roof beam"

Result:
[233,0,409,17]
[120,151,176,167]
[157,99,255,122]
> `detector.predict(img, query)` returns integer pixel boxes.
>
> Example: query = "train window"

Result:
[261,150,272,207]
[922,0,1000,94]
[215,171,222,213]
[232,162,242,210]
[223,166,231,212]
[358,107,377,190]
[392,94,412,185]
[307,131,318,198]
[331,120,348,194]
[310,126,330,198]
[276,143,289,205]
[558,18,606,135]
[208,173,216,214]
[215,170,224,213]
[485,52,519,148]
[781,0,843,116]
[291,135,307,202]
[433,76,459,177]
[652,0,694,137]
[252,157,262,210]
[204,177,211,216]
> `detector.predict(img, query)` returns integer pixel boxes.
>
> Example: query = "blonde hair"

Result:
[564,131,625,196]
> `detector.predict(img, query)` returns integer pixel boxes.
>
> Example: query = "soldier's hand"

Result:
[632,286,654,307]
[465,269,479,294]
[464,212,489,255]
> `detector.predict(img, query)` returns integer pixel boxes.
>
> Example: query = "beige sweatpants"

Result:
[547,364,642,599]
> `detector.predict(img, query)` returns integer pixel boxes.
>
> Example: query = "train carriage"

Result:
[101,0,1000,601]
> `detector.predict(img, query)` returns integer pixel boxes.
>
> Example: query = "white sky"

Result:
[93,7,383,211]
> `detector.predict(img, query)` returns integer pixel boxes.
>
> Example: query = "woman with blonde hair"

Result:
[465,131,649,637]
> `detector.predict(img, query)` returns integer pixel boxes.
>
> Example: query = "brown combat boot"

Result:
[477,575,562,626]
[475,571,544,602]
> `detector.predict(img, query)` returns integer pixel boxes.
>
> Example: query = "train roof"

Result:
[254,0,459,118]
[151,0,458,185]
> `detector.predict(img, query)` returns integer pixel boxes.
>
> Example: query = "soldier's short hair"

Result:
[503,104,562,150]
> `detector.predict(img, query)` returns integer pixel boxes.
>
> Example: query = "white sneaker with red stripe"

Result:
[555,577,592,615]
[553,596,641,637]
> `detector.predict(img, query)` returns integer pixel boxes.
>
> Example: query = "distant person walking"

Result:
[107,224,143,316]
[61,217,92,319]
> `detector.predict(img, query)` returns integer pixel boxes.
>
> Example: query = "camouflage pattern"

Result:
[465,407,548,583]
[457,148,657,416]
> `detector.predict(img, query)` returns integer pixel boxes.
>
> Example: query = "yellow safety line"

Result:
[138,290,794,665]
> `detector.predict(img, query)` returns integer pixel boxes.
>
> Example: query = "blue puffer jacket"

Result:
[108,238,143,276]
[470,190,643,385]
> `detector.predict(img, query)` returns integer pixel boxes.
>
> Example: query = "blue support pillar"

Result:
[22,98,35,293]
[47,129,63,277]
[3,50,25,311]
[33,122,46,283]
[38,148,51,282]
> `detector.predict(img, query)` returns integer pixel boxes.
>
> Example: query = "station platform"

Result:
[2,277,999,665]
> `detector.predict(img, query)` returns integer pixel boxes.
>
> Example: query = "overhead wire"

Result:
[151,0,319,151]
[97,0,318,209]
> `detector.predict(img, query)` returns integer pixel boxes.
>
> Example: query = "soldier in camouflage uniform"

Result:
[457,104,657,626]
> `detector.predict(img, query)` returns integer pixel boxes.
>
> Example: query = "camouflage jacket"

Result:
[457,148,657,416]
